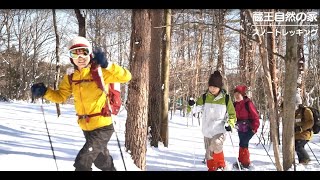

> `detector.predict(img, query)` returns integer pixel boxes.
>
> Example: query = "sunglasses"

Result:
[68,47,90,59]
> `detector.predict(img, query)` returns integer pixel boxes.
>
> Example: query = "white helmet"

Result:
[67,36,92,55]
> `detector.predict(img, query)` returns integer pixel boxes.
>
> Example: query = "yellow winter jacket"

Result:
[295,107,314,141]
[44,63,132,131]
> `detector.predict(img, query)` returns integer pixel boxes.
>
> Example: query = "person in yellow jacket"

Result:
[294,94,314,165]
[31,36,132,171]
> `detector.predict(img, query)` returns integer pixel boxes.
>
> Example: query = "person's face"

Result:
[69,47,91,70]
[208,86,220,96]
[234,92,243,102]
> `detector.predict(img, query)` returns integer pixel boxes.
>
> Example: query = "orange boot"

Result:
[213,151,226,170]
[238,147,244,164]
[206,158,217,171]
[239,147,250,168]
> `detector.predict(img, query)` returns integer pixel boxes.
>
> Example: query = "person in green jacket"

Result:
[188,70,236,171]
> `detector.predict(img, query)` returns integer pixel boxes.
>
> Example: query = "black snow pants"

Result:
[74,124,116,171]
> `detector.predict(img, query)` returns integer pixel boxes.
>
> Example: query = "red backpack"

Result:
[68,63,122,118]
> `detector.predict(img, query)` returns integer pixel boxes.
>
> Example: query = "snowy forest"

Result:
[0,9,319,171]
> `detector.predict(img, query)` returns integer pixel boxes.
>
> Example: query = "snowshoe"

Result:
[232,162,243,170]
[232,162,254,170]
[202,158,206,164]
[208,167,225,171]
[216,167,225,171]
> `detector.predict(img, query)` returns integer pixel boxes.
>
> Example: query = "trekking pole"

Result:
[95,64,127,171]
[255,133,276,167]
[293,146,296,171]
[307,142,320,165]
[40,98,59,171]
[186,110,189,127]
[113,121,127,171]
[227,131,242,171]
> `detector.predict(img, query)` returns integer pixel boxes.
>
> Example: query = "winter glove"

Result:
[225,125,232,132]
[31,83,47,99]
[234,123,239,130]
[295,126,303,133]
[92,48,108,68]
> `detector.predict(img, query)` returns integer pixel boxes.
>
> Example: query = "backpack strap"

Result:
[224,94,230,117]
[68,73,94,88]
[202,93,206,104]
[245,101,250,113]
[225,94,229,107]
[202,91,229,108]
[90,62,106,91]
[68,73,73,87]
[68,63,112,122]
[90,63,112,117]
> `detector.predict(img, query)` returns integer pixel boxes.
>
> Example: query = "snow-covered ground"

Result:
[0,100,319,171]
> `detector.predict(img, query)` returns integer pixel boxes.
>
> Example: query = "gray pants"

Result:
[204,133,226,160]
[295,139,310,163]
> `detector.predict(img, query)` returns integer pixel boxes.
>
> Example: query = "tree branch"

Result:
[173,20,286,60]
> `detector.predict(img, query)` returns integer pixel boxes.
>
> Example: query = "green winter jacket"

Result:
[194,90,236,138]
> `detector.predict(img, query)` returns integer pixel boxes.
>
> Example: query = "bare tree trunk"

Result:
[125,9,151,171]
[92,10,102,48]
[187,15,194,98]
[149,9,163,147]
[267,18,280,145]
[74,9,86,37]
[247,33,256,99]
[209,10,216,74]
[4,11,13,99]
[52,9,61,117]
[215,9,225,73]
[239,9,256,98]
[282,17,298,171]
[277,25,285,103]
[215,9,227,91]
[160,9,171,147]
[246,9,283,171]
[297,22,306,103]
[239,9,247,85]
[317,9,320,110]
[194,9,203,98]
[259,43,283,171]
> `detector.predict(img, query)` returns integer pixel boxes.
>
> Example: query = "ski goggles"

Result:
[68,47,90,59]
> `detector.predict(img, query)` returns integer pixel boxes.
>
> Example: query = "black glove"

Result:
[31,83,47,99]
[295,126,303,133]
[225,125,232,132]
[92,48,108,68]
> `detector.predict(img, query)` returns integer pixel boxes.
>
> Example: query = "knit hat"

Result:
[234,85,247,96]
[208,71,223,88]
